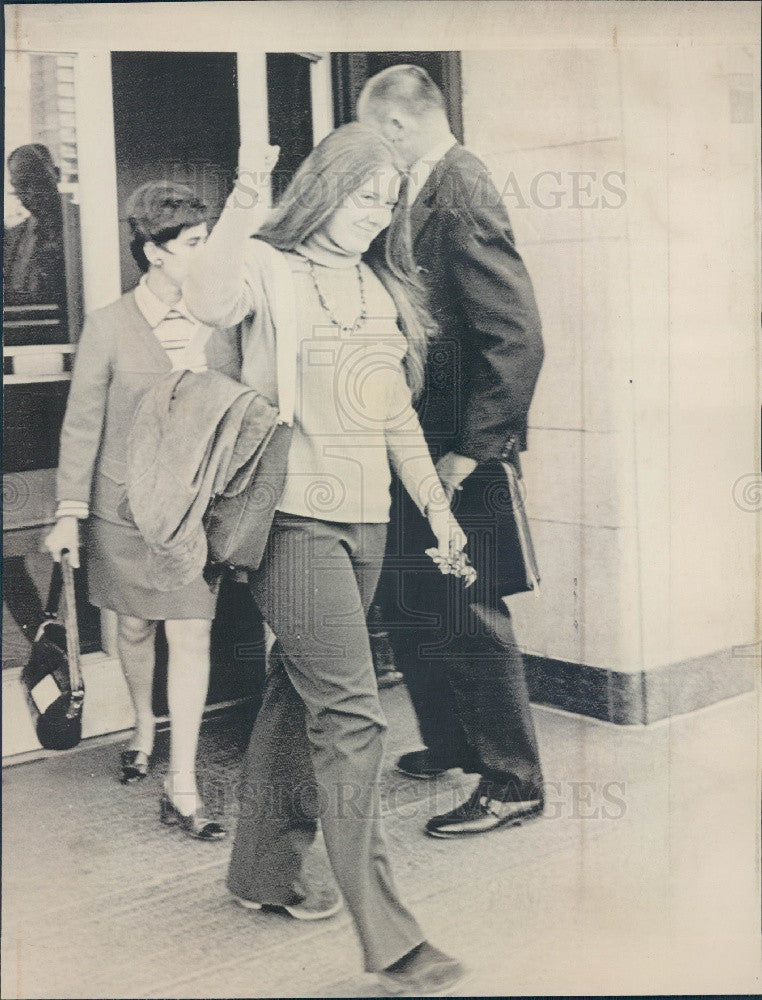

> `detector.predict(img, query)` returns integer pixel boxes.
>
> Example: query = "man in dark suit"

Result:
[358,65,545,838]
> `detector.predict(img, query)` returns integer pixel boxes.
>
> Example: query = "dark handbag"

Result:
[204,421,293,570]
[20,552,85,750]
[457,437,541,598]
[497,452,541,596]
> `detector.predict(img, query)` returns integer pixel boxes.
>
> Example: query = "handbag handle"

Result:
[43,561,64,620]
[60,551,84,696]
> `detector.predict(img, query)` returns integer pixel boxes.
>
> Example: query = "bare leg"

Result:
[116,614,158,757]
[163,618,212,815]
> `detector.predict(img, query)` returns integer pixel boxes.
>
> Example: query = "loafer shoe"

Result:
[378,941,465,996]
[159,793,227,840]
[119,749,150,784]
[233,887,342,921]
[426,783,544,838]
[395,749,463,780]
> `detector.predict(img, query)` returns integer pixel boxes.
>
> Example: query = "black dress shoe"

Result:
[426,782,544,838]
[119,750,150,784]
[159,793,227,841]
[395,749,462,780]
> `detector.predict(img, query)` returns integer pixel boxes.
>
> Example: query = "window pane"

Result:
[4,52,83,350]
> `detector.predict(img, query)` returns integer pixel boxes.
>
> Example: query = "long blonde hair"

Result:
[256,123,434,399]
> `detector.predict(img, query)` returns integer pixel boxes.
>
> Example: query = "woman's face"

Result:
[322,165,401,255]
[147,222,208,288]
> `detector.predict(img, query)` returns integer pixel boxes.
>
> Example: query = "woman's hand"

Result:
[238,141,280,178]
[232,142,281,209]
[427,505,467,560]
[425,506,476,587]
[44,516,81,568]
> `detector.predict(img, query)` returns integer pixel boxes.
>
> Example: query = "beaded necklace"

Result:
[306,259,368,335]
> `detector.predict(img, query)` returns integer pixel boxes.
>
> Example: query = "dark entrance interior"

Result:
[111,52,240,292]
[266,53,314,202]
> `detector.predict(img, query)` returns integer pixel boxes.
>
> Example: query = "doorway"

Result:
[111,52,240,291]
[331,51,463,138]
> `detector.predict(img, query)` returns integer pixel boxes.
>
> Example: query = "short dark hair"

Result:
[125,181,207,272]
[8,143,59,182]
[360,65,446,119]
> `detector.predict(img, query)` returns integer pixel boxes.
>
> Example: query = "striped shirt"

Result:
[133,276,210,372]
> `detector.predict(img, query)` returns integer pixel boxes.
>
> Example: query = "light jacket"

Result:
[125,368,280,590]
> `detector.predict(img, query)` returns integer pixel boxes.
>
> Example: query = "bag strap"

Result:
[60,552,84,695]
[248,239,298,426]
[44,561,64,619]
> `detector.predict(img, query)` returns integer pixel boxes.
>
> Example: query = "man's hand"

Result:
[435,452,478,502]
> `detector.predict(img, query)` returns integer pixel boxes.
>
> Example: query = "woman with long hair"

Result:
[45,182,226,840]
[185,124,465,994]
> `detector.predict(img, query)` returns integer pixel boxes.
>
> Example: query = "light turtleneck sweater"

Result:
[184,191,441,524]
[297,229,361,269]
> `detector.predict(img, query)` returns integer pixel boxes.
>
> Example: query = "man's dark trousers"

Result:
[381,482,543,800]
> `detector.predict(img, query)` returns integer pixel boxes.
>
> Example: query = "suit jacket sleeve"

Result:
[446,167,544,461]
[56,313,112,507]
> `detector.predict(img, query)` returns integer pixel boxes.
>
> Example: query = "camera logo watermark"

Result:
[732,474,762,512]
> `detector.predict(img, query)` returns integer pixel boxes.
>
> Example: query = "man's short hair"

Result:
[361,65,446,119]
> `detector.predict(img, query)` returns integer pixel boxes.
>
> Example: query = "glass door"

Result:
[3,51,100,675]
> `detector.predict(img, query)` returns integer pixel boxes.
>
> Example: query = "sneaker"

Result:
[232,887,342,921]
[426,782,544,838]
[395,749,463,780]
[378,941,465,996]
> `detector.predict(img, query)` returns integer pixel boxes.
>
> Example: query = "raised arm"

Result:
[184,143,279,328]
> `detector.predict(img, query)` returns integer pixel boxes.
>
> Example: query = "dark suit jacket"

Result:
[3,215,67,308]
[408,143,543,459]
[387,144,544,607]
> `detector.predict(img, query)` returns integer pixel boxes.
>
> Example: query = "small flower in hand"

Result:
[425,548,478,588]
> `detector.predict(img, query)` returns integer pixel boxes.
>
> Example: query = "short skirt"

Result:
[86,515,218,620]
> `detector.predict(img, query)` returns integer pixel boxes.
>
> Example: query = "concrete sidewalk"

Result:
[2,685,760,998]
